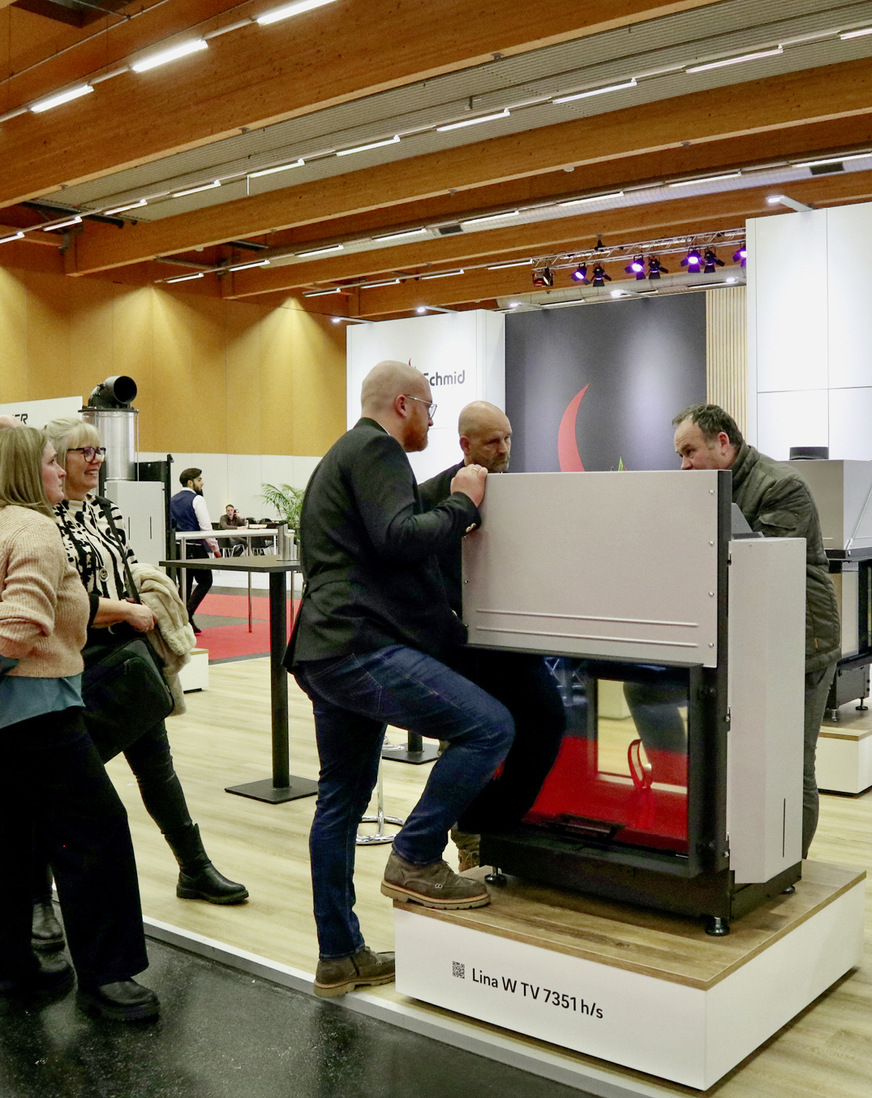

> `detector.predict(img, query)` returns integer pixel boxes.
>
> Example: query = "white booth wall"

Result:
[347,310,506,481]
[748,201,872,458]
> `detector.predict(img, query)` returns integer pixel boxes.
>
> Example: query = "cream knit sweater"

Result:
[0,505,89,678]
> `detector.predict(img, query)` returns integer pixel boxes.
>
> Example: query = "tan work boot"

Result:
[381,851,489,909]
[450,827,481,872]
[314,946,395,997]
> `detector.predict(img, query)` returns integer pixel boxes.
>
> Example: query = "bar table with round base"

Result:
[161,554,317,804]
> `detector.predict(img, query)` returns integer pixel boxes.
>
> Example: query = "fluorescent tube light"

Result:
[361,279,402,288]
[373,228,428,242]
[794,151,872,169]
[461,210,519,227]
[487,259,532,270]
[166,272,205,283]
[103,199,147,215]
[436,109,510,132]
[131,40,208,73]
[552,79,637,104]
[336,135,400,156]
[0,231,24,244]
[256,0,337,27]
[840,27,872,40]
[30,85,93,113]
[249,159,305,179]
[172,180,221,198]
[228,259,270,272]
[686,47,782,74]
[419,269,464,280]
[42,217,82,231]
[297,244,344,258]
[303,288,343,297]
[559,191,624,207]
[668,172,742,188]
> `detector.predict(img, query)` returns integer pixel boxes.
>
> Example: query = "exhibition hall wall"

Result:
[748,199,872,459]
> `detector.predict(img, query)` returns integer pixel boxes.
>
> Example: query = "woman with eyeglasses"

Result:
[30,417,247,954]
[0,425,156,1019]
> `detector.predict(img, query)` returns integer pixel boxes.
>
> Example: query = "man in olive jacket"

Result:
[673,403,840,858]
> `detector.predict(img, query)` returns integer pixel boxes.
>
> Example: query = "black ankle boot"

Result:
[167,823,249,905]
[31,901,65,952]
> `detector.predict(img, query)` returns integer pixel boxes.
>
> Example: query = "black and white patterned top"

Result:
[54,497,136,601]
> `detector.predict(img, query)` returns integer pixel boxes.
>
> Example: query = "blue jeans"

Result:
[294,645,514,959]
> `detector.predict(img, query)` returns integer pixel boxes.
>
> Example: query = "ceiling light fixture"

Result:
[570,264,588,283]
[360,278,402,288]
[767,194,813,212]
[419,268,465,279]
[249,159,305,178]
[256,0,337,27]
[552,78,637,104]
[668,172,742,188]
[30,84,93,113]
[625,256,646,279]
[166,272,205,283]
[103,199,147,215]
[172,180,221,198]
[733,245,747,267]
[681,247,702,270]
[131,40,208,74]
[559,191,624,208]
[297,244,344,257]
[461,210,520,228]
[331,316,369,324]
[532,267,554,288]
[686,47,782,74]
[415,305,454,313]
[794,151,872,169]
[436,108,510,132]
[42,216,82,231]
[227,259,270,271]
[591,265,611,287]
[373,228,428,242]
[488,259,532,270]
[648,257,668,280]
[840,27,872,39]
[0,231,24,244]
[336,135,400,156]
[303,287,344,297]
[703,249,725,273]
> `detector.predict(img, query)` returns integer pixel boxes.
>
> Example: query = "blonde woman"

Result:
[0,427,157,1020]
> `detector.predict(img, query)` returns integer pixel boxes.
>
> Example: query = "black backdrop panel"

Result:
[505,295,707,472]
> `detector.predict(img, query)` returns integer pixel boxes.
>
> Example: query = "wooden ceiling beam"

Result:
[0,1,724,206]
[66,57,872,276]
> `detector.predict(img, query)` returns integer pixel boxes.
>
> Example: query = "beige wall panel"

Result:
[0,267,28,401]
[706,286,747,436]
[289,308,347,456]
[25,270,73,400]
[150,290,202,453]
[186,295,229,453]
[110,287,157,444]
[69,278,117,396]
[258,305,298,455]
[225,302,265,455]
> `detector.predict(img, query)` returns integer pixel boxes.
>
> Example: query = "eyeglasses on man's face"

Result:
[402,394,437,418]
[68,446,107,462]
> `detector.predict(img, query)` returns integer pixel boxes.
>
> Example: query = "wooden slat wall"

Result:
[0,264,347,456]
[706,285,747,435]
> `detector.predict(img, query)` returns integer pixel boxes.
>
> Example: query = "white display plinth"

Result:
[393,863,865,1090]
[179,648,209,693]
[818,723,872,795]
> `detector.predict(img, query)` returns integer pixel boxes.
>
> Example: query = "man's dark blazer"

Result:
[286,419,480,667]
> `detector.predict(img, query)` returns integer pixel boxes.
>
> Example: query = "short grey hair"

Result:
[43,416,101,470]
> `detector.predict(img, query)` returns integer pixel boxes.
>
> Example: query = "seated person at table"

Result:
[219,504,248,555]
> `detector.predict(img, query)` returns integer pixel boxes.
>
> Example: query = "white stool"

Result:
[356,761,404,846]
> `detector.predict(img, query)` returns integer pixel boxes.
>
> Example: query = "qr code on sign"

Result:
[452,961,465,979]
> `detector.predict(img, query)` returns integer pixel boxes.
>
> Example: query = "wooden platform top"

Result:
[397,861,866,990]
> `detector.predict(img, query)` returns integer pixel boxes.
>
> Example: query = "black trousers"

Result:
[0,707,148,987]
[182,544,213,616]
[455,649,566,833]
